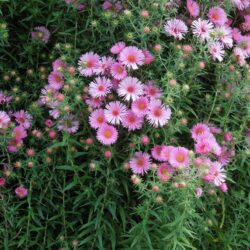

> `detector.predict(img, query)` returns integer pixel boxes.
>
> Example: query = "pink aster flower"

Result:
[48,71,64,90]
[195,187,203,198]
[233,47,246,66]
[57,114,79,133]
[142,49,154,64]
[151,145,164,161]
[0,177,6,186]
[49,109,60,119]
[219,182,228,192]
[232,28,243,43]
[129,151,151,175]
[78,52,100,76]
[85,96,104,109]
[14,110,32,129]
[192,19,214,42]
[208,42,225,62]
[110,41,126,54]
[31,26,50,44]
[119,46,145,69]
[169,146,189,168]
[147,100,171,127]
[195,135,221,156]
[89,109,106,129]
[110,62,127,80]
[0,111,10,128]
[160,145,175,162]
[144,81,162,100]
[205,161,226,186]
[0,91,12,105]
[231,0,250,10]
[242,15,250,32]
[7,138,23,152]
[121,110,143,131]
[186,0,200,17]
[96,124,118,145]
[164,18,188,40]
[52,58,67,72]
[237,36,250,57]
[96,56,115,75]
[118,77,144,101]
[217,146,235,166]
[157,163,174,182]
[13,126,27,139]
[89,77,112,98]
[104,101,127,125]
[131,97,149,117]
[15,186,28,199]
[214,26,233,48]
[191,123,210,141]
[208,7,227,26]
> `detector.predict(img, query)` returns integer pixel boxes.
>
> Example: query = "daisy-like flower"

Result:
[151,145,164,161]
[89,77,112,98]
[118,77,144,101]
[195,135,221,156]
[15,186,28,199]
[169,146,189,168]
[89,109,106,129]
[191,123,210,141]
[160,145,175,162]
[144,81,162,100]
[96,56,115,75]
[119,46,145,69]
[192,19,214,42]
[7,138,23,152]
[208,6,227,26]
[104,101,127,125]
[0,92,12,105]
[49,109,60,119]
[129,151,151,175]
[186,0,200,17]
[208,42,225,62]
[231,0,250,10]
[142,49,154,65]
[14,110,32,129]
[242,15,250,32]
[233,47,246,66]
[131,97,149,117]
[0,111,10,128]
[232,28,243,43]
[31,26,50,44]
[110,41,126,54]
[121,110,143,131]
[157,163,175,182]
[53,58,68,72]
[147,100,171,127]
[164,18,188,40]
[57,114,79,133]
[110,62,127,80]
[85,97,104,109]
[205,161,226,186]
[13,126,27,139]
[96,124,118,145]
[214,26,233,48]
[237,36,250,57]
[48,72,64,90]
[78,52,100,76]
[218,146,235,166]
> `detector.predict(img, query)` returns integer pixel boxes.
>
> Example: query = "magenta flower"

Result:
[0,111,10,128]
[191,123,210,141]
[13,126,27,139]
[121,110,143,131]
[89,109,106,129]
[144,81,162,100]
[208,42,225,62]
[208,7,227,26]
[15,186,28,199]
[164,18,188,40]
[231,0,250,10]
[57,114,79,134]
[96,124,118,145]
[151,145,165,161]
[131,97,149,117]
[169,147,189,168]
[205,161,226,186]
[160,145,175,162]
[110,41,126,54]
[14,110,32,129]
[104,101,127,125]
[89,77,112,98]
[129,151,152,175]
[48,72,64,90]
[142,49,154,65]
[157,163,174,182]
[186,0,200,17]
[31,26,50,44]
[110,62,127,80]
[78,52,100,76]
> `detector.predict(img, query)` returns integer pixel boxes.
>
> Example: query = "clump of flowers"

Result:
[78,43,171,145]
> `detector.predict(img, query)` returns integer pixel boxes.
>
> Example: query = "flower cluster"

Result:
[78,43,171,145]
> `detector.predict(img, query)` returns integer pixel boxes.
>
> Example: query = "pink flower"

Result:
[191,123,210,141]
[164,18,188,40]
[110,62,127,80]
[0,177,6,186]
[57,114,79,133]
[15,186,28,199]
[119,46,145,69]
[160,145,175,162]
[192,19,214,42]
[142,49,154,64]
[237,36,250,57]
[0,111,10,128]
[219,182,228,192]
[96,56,115,75]
[31,26,50,44]
[52,58,67,72]
[89,77,112,98]
[147,100,171,127]
[205,161,226,186]
[218,146,235,166]
[169,147,189,168]
[78,52,100,76]
[242,15,250,32]
[96,124,118,145]
[208,7,227,26]
[104,101,127,125]
[85,97,104,109]
[186,0,200,17]
[110,41,126,54]
[232,28,243,43]
[214,26,233,48]
[14,110,32,129]
[121,110,143,131]
[118,77,144,101]
[224,132,233,142]
[195,187,203,198]
[48,72,64,90]
[131,97,149,117]
[231,0,250,10]
[7,138,23,152]
[208,42,225,62]
[157,163,174,181]
[151,145,164,161]
[13,126,27,139]
[89,109,106,129]
[195,135,221,156]
[144,81,162,99]
[129,151,151,175]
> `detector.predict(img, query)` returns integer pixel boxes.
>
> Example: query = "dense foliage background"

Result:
[0,0,249,249]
